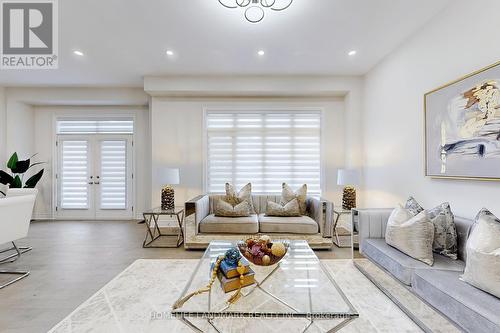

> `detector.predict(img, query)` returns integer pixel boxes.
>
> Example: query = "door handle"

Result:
[88,182,94,185]
[95,181,100,185]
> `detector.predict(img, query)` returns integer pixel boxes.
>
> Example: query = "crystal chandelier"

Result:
[218,0,293,23]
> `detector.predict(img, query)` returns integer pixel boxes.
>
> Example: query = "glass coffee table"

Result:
[172,240,358,332]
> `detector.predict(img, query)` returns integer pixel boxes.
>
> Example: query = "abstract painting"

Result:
[425,61,500,180]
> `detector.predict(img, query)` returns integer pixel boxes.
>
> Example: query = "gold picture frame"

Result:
[424,60,500,181]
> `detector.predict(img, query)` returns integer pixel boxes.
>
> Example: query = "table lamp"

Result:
[160,168,180,210]
[337,169,360,211]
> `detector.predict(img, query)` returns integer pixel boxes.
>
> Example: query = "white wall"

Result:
[362,0,500,218]
[151,98,347,207]
[0,87,6,166]
[2,87,149,219]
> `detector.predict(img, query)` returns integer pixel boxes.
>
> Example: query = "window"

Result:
[205,110,322,195]
[57,118,134,134]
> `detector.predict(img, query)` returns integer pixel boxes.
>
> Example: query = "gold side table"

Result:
[142,207,185,248]
[333,209,352,248]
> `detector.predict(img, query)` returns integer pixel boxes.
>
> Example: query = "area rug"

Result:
[48,259,439,332]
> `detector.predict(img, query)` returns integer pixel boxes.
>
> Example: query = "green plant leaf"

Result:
[27,161,45,170]
[0,170,14,185]
[7,152,18,170]
[11,175,22,188]
[24,169,44,188]
[11,158,30,174]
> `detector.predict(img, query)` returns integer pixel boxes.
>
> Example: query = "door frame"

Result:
[52,114,137,220]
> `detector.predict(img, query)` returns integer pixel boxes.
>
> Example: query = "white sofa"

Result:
[184,194,334,249]
[0,190,37,289]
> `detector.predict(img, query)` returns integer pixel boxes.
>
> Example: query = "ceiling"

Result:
[0,0,451,87]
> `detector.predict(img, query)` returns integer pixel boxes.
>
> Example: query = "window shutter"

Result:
[206,111,321,195]
[57,119,133,134]
[100,140,127,209]
[60,140,90,209]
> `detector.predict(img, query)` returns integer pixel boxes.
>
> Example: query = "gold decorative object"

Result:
[270,242,286,257]
[161,185,175,210]
[342,186,356,211]
[238,237,289,266]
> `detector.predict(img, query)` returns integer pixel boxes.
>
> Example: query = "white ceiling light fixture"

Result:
[257,50,265,56]
[218,0,293,23]
[73,50,84,56]
[166,50,174,56]
[348,50,357,56]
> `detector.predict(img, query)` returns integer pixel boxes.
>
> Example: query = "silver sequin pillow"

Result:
[461,208,500,298]
[427,202,458,260]
[266,199,301,217]
[280,183,307,215]
[214,199,251,217]
[405,196,424,216]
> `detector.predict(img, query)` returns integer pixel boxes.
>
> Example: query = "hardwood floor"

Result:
[0,220,354,332]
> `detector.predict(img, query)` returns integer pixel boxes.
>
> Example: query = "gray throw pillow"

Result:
[427,202,458,260]
[214,199,250,217]
[266,199,301,217]
[461,208,500,298]
[405,196,424,216]
[280,183,307,215]
[225,183,255,214]
[385,205,435,265]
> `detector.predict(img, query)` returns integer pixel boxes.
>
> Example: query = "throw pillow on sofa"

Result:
[385,205,435,265]
[405,196,458,260]
[266,198,301,217]
[461,208,500,298]
[225,183,255,214]
[214,199,251,217]
[280,183,307,215]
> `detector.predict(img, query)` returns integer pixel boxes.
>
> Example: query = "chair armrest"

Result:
[353,208,394,253]
[307,197,334,237]
[185,195,210,234]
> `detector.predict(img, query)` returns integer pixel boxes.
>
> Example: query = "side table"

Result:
[333,209,352,248]
[142,207,185,248]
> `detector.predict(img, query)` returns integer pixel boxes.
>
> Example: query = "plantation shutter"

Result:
[60,140,90,209]
[206,111,322,195]
[99,140,128,209]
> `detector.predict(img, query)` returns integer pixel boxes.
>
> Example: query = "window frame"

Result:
[203,107,325,195]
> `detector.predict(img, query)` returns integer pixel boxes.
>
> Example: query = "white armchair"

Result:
[0,190,37,289]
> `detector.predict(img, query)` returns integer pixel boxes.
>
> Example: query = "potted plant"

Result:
[0,152,44,196]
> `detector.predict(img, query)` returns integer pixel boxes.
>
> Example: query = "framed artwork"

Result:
[425,61,500,180]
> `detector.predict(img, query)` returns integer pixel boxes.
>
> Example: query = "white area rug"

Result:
[48,259,423,333]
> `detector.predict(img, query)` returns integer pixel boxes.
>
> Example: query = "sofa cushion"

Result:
[258,214,318,234]
[412,268,500,333]
[265,199,301,217]
[362,238,465,285]
[199,214,259,234]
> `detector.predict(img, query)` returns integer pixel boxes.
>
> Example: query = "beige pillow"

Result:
[461,208,500,298]
[225,183,255,214]
[280,183,307,215]
[385,205,435,265]
[214,199,250,217]
[266,199,301,217]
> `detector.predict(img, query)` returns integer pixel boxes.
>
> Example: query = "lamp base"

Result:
[342,186,356,211]
[161,185,175,211]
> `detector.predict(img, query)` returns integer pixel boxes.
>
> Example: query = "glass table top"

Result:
[143,207,184,215]
[172,240,358,319]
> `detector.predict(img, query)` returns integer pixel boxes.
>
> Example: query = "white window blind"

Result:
[60,140,89,209]
[206,110,322,195]
[100,140,127,209]
[57,119,134,134]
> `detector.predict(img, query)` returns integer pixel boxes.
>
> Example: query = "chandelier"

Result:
[218,0,294,23]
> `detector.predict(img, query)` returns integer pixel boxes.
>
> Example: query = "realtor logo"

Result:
[1,0,58,69]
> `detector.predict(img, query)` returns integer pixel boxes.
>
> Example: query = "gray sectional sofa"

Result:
[183,194,334,249]
[355,208,500,333]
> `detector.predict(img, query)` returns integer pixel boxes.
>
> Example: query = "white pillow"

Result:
[461,208,500,298]
[385,205,435,265]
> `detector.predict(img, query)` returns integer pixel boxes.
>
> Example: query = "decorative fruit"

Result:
[271,242,286,257]
[259,235,271,243]
[262,255,271,266]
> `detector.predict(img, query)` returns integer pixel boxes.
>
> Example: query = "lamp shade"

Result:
[159,168,180,185]
[337,169,359,186]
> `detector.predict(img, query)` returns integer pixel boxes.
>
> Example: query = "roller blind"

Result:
[100,140,127,209]
[57,119,133,134]
[60,140,90,209]
[206,110,322,195]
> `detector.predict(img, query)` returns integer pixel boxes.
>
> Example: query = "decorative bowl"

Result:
[237,236,289,266]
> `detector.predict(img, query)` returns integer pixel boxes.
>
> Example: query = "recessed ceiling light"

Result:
[348,50,357,56]
[73,50,84,56]
[166,50,174,56]
[257,50,265,56]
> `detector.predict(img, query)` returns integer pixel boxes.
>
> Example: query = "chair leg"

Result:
[0,270,30,289]
[0,242,32,264]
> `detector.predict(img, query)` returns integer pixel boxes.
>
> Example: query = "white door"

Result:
[56,135,133,219]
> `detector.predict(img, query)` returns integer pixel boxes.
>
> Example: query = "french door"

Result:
[56,134,133,219]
